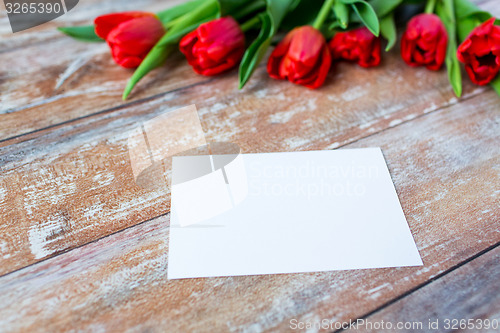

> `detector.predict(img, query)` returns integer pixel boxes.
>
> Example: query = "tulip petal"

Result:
[267,26,331,88]
[457,18,500,85]
[179,30,199,63]
[107,16,165,56]
[329,27,381,68]
[179,17,245,76]
[401,14,447,70]
[287,26,324,69]
[95,11,156,39]
[306,46,332,89]
[267,32,295,80]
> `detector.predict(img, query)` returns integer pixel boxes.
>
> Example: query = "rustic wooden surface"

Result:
[0,0,499,332]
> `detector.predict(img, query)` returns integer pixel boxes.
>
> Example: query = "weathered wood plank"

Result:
[0,46,490,276]
[345,246,500,333]
[0,0,210,140]
[0,0,213,141]
[264,90,500,332]
[0,41,212,139]
[0,91,498,332]
[0,0,185,51]
[1,0,497,141]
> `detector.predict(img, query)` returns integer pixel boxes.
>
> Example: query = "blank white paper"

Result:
[168,148,422,279]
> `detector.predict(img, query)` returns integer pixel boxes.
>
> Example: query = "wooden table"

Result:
[1,0,499,332]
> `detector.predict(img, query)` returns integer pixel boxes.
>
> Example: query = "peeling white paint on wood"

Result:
[0,1,499,331]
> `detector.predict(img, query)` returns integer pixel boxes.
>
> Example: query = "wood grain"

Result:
[1,0,499,330]
[0,91,498,332]
[0,48,489,276]
[0,0,209,140]
[1,0,497,141]
[346,245,500,333]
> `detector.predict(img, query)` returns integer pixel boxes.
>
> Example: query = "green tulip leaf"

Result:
[328,20,343,31]
[217,0,254,16]
[454,0,491,21]
[266,0,297,32]
[232,0,267,20]
[123,0,219,99]
[157,19,213,47]
[280,0,323,30]
[380,13,396,51]
[239,13,272,88]
[457,17,479,42]
[59,1,206,43]
[157,0,205,23]
[490,75,500,97]
[334,1,349,29]
[436,0,462,97]
[58,25,103,42]
[453,0,500,97]
[340,0,379,36]
[454,0,499,41]
[238,0,295,89]
[369,0,403,18]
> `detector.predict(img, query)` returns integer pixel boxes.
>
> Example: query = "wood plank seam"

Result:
[0,77,217,145]
[5,3,498,140]
[0,70,487,148]
[0,1,497,330]
[0,90,492,277]
[333,240,500,333]
[0,89,492,275]
[1,87,496,276]
[0,212,170,280]
[0,190,497,329]
[1,65,218,115]
[0,92,497,332]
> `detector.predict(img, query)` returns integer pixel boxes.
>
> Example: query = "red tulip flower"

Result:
[180,17,245,76]
[401,13,447,71]
[95,12,165,69]
[329,27,381,68]
[267,26,331,89]
[457,18,500,85]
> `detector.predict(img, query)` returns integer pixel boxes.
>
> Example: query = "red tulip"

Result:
[268,26,331,89]
[95,12,165,68]
[329,27,381,68]
[457,18,500,85]
[401,13,447,71]
[179,17,245,76]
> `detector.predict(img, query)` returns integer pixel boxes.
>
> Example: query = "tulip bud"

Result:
[401,13,447,71]
[179,17,246,76]
[267,26,331,89]
[457,18,500,86]
[95,11,165,69]
[329,27,381,68]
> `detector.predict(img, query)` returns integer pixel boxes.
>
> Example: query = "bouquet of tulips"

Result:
[59,0,500,99]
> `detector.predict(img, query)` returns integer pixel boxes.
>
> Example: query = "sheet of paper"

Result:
[168,147,422,279]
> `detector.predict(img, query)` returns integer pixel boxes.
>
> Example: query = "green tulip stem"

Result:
[241,16,261,32]
[173,0,218,29]
[123,0,219,99]
[232,0,266,21]
[425,0,438,14]
[163,15,184,29]
[313,0,336,30]
[157,0,205,27]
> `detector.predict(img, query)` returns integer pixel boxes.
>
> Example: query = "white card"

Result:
[168,148,422,279]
